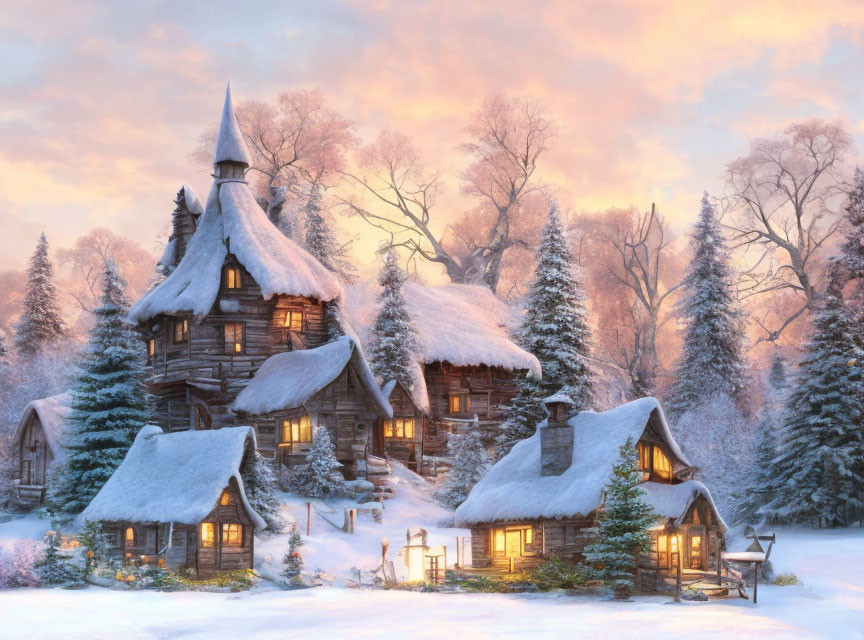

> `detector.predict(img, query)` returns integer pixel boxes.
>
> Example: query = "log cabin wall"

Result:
[470,516,596,570]
[141,256,329,432]
[196,481,255,576]
[376,383,424,471]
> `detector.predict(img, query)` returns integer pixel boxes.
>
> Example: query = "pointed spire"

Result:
[214,81,251,167]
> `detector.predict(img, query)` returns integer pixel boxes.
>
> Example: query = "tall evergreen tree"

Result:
[435,430,490,510]
[14,233,64,355]
[667,194,747,418]
[369,251,419,392]
[303,185,354,281]
[284,426,343,498]
[734,352,788,525]
[763,268,864,526]
[584,440,657,600]
[841,167,864,281]
[496,204,593,458]
[241,449,286,533]
[52,262,148,519]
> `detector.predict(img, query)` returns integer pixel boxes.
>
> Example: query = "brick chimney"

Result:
[540,393,575,476]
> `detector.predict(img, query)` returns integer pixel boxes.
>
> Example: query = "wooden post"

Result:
[753,562,759,604]
[675,554,682,602]
[349,508,356,534]
[456,537,462,569]
[306,502,311,536]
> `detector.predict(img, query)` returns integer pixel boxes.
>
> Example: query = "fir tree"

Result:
[303,185,355,282]
[667,194,747,418]
[435,430,491,510]
[282,529,304,587]
[369,251,419,392]
[496,204,593,458]
[14,233,64,355]
[763,268,864,527]
[841,167,864,281]
[53,262,148,519]
[584,440,657,600]
[241,449,286,533]
[734,353,787,525]
[284,426,343,498]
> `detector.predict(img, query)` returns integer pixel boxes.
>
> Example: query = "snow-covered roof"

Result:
[642,480,727,532]
[182,183,204,217]
[13,393,73,462]
[343,280,541,378]
[382,377,430,415]
[214,82,251,166]
[129,92,342,323]
[454,397,721,527]
[81,425,265,529]
[233,336,392,418]
[544,392,574,405]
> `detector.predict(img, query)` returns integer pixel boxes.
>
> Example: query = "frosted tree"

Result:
[241,449,286,533]
[667,194,747,418]
[841,167,864,281]
[584,440,656,600]
[283,426,343,498]
[52,262,149,519]
[496,204,593,458]
[303,185,355,282]
[33,530,84,588]
[369,251,419,391]
[763,268,864,527]
[436,430,491,509]
[0,331,8,365]
[14,233,65,355]
[734,353,788,525]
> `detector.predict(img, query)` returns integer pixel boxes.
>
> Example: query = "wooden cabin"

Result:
[11,393,72,504]
[128,84,346,441]
[455,396,727,587]
[374,380,427,473]
[233,336,392,478]
[343,280,542,478]
[81,425,265,578]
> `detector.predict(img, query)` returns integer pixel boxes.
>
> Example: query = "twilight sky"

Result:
[3,0,864,274]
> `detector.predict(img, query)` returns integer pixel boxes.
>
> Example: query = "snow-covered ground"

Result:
[2,476,862,639]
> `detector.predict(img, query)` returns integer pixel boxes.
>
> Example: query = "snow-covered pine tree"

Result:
[763,268,864,527]
[282,529,304,587]
[0,330,8,365]
[841,167,864,281]
[14,232,65,355]
[33,530,84,588]
[435,429,491,510]
[241,449,286,533]
[667,194,747,418]
[496,204,593,458]
[734,352,788,525]
[283,425,343,498]
[369,251,419,391]
[52,261,149,519]
[584,439,656,600]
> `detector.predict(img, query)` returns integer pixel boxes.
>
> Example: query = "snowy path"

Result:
[1,528,862,639]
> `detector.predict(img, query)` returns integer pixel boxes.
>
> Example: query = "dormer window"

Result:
[224,265,242,289]
[284,309,303,332]
[173,319,189,344]
[638,442,673,482]
[219,490,233,506]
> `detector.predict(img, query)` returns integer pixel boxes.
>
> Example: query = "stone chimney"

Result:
[540,393,575,476]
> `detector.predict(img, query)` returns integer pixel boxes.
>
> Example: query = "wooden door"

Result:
[688,528,705,570]
[505,530,522,558]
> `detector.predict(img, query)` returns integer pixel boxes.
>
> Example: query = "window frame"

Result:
[172,318,189,344]
[383,416,415,440]
[125,526,136,548]
[219,490,233,506]
[284,308,304,333]
[200,522,215,548]
[224,265,242,290]
[448,393,471,416]
[147,338,156,361]
[280,415,313,448]
[223,321,246,355]
[221,523,243,547]
[638,441,674,482]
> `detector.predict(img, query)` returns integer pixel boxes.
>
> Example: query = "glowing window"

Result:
[173,319,189,344]
[224,323,244,354]
[221,523,243,547]
[449,395,460,414]
[281,416,312,444]
[638,442,651,474]
[524,527,533,545]
[225,266,242,289]
[147,339,156,359]
[384,418,414,439]
[219,491,233,506]
[494,529,505,553]
[284,309,303,332]
[200,522,215,548]
[125,527,135,546]
[449,394,470,415]
[652,446,673,481]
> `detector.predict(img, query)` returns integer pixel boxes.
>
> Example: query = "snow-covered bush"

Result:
[281,530,304,587]
[283,426,343,498]
[241,449,286,534]
[0,540,41,589]
[33,530,85,588]
[584,440,656,600]
[436,430,490,510]
[528,557,591,591]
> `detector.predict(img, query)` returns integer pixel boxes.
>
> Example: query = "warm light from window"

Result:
[525,528,533,545]
[494,529,505,553]
[125,527,135,546]
[200,522,215,548]
[220,491,233,506]
[221,523,242,546]
[284,309,303,332]
[147,339,155,358]
[653,446,673,481]
[449,395,460,413]
[384,418,414,439]
[281,416,312,444]
[173,319,189,344]
[224,323,243,354]
[225,266,242,289]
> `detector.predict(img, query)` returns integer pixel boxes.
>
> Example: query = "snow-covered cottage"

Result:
[344,282,542,475]
[455,396,727,583]
[82,425,265,578]
[12,392,72,504]
[233,336,392,475]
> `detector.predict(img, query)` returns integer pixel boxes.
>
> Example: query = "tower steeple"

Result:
[213,81,251,179]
